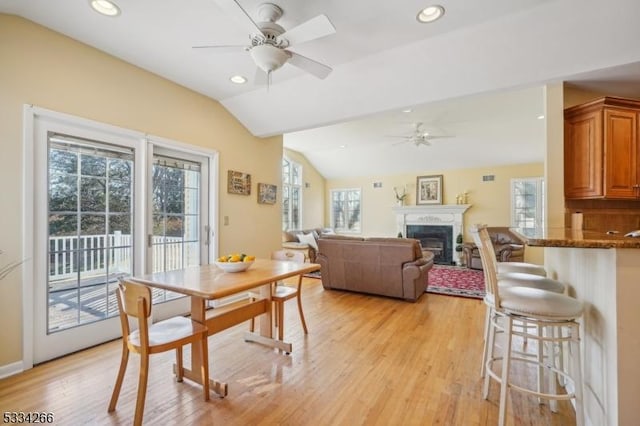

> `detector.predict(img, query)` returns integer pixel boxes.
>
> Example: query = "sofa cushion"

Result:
[297,232,318,250]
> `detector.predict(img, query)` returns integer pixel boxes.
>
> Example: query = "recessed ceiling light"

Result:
[402,108,413,113]
[537,115,545,120]
[230,75,247,84]
[416,5,445,23]
[90,0,121,17]
[339,145,346,149]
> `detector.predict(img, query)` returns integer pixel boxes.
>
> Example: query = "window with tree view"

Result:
[511,177,544,231]
[282,158,301,231]
[48,134,134,332]
[330,188,361,233]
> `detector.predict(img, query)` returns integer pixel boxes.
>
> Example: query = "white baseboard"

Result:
[0,360,24,379]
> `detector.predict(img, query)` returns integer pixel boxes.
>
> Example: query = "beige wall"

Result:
[544,83,565,228]
[564,84,609,108]
[0,15,283,366]
[325,162,545,263]
[283,149,326,228]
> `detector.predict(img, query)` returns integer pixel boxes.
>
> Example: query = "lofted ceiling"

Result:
[3,0,640,178]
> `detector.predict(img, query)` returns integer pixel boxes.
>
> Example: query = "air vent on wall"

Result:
[482,175,495,182]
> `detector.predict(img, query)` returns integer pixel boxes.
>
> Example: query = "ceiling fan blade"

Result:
[213,0,264,36]
[280,14,336,46]
[192,44,246,53]
[287,51,332,79]
[425,135,454,140]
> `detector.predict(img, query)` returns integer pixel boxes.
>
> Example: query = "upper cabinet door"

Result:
[564,96,640,200]
[564,110,603,199]
[604,108,638,199]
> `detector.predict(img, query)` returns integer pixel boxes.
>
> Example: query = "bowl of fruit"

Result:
[215,254,255,272]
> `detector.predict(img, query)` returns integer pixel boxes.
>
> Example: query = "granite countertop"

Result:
[511,227,640,249]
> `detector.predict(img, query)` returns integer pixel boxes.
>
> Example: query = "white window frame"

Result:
[510,177,545,230]
[330,188,362,234]
[22,105,218,368]
[282,157,302,231]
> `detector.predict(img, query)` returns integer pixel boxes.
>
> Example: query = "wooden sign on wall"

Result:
[227,170,251,195]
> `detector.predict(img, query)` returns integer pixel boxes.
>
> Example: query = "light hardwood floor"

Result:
[0,278,576,425]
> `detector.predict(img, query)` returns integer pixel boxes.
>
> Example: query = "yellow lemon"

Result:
[229,254,241,262]
[217,256,227,262]
[244,255,255,262]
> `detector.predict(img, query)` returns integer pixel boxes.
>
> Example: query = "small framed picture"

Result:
[257,183,277,204]
[227,170,251,195]
[416,175,443,205]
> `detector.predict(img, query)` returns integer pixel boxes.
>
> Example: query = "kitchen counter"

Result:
[512,230,640,426]
[511,227,640,249]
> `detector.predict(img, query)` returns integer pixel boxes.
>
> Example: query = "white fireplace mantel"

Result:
[393,204,472,263]
[392,204,472,217]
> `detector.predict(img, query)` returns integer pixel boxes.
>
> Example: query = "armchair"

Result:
[462,226,525,270]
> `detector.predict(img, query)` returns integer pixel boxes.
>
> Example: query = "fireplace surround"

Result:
[393,204,471,265]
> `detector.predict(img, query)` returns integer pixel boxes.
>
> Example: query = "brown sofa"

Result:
[316,235,434,302]
[462,226,525,270]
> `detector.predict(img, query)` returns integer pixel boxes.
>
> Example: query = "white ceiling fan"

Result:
[388,122,452,147]
[194,1,336,84]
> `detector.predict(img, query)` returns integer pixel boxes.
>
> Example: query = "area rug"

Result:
[426,265,485,299]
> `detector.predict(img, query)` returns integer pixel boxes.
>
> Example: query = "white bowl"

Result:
[215,260,254,273]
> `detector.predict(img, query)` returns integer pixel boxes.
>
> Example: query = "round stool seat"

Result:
[497,262,546,277]
[500,286,583,319]
[498,272,566,294]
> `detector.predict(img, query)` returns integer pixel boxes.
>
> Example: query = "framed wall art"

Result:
[257,183,277,204]
[416,174,443,205]
[227,170,251,195]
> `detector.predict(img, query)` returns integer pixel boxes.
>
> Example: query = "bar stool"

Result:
[472,225,566,378]
[470,225,585,426]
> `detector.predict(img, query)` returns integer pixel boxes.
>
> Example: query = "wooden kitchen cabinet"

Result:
[564,96,640,200]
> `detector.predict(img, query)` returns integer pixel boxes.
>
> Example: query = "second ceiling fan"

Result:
[389,122,452,147]
[195,1,336,83]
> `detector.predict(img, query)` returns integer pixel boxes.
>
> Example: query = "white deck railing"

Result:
[49,232,184,281]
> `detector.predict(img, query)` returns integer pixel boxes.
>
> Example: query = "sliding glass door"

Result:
[28,108,217,364]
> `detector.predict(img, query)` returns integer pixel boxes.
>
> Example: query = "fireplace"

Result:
[392,204,471,265]
[407,224,453,265]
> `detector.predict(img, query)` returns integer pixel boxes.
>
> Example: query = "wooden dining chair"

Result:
[108,279,210,426]
[249,250,308,342]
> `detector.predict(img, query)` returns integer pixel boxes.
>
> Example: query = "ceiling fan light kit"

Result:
[249,44,290,73]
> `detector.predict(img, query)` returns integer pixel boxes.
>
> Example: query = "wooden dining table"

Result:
[130,258,320,397]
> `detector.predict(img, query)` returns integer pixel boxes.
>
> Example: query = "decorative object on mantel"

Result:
[227,170,251,195]
[257,183,277,204]
[416,175,443,205]
[455,191,469,205]
[394,186,407,206]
